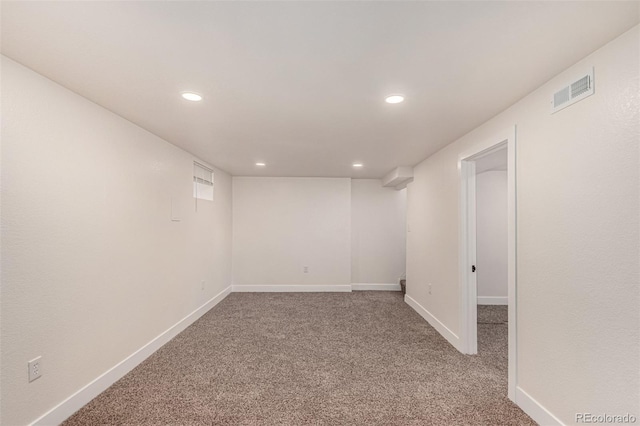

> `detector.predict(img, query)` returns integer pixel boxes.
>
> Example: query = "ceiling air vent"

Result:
[551,67,594,114]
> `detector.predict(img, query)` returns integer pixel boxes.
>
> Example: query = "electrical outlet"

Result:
[201,280,205,290]
[428,283,432,295]
[303,266,309,273]
[28,357,42,382]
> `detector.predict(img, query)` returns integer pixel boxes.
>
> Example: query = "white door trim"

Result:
[458,126,517,402]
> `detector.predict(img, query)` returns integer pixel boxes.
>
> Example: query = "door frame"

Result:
[457,126,517,401]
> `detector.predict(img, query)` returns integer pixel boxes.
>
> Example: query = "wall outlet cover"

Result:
[28,357,42,382]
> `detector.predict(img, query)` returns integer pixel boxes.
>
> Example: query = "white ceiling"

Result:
[2,1,638,178]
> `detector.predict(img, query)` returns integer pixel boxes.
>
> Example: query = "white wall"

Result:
[406,25,639,424]
[0,56,233,425]
[232,177,407,291]
[476,170,507,303]
[351,179,406,285]
[232,177,352,289]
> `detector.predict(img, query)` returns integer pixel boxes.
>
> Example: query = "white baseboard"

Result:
[352,283,401,291]
[515,386,564,426]
[232,284,352,292]
[477,296,508,305]
[31,286,233,426]
[404,294,461,351]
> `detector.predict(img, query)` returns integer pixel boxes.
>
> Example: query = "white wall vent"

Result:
[551,67,594,114]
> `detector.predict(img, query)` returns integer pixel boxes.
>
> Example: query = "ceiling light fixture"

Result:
[385,95,404,104]
[255,162,266,166]
[353,163,363,168]
[181,92,203,102]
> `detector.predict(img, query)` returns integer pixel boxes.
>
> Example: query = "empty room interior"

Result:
[1,1,639,425]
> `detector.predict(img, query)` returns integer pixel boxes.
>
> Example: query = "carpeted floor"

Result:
[477,305,509,378]
[478,305,508,325]
[64,292,533,425]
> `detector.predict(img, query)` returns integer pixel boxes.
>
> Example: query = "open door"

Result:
[458,127,517,402]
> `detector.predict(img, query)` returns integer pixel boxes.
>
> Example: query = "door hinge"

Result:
[471,265,476,272]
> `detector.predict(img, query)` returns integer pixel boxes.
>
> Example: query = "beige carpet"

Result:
[64,292,534,425]
[478,305,508,324]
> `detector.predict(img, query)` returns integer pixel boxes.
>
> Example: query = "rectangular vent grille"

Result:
[551,67,594,114]
[571,75,590,98]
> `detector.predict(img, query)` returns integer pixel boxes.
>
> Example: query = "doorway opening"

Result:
[458,127,516,401]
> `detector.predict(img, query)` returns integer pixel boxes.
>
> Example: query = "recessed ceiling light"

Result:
[385,95,404,104]
[353,163,363,168]
[255,162,266,166]
[181,92,203,102]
